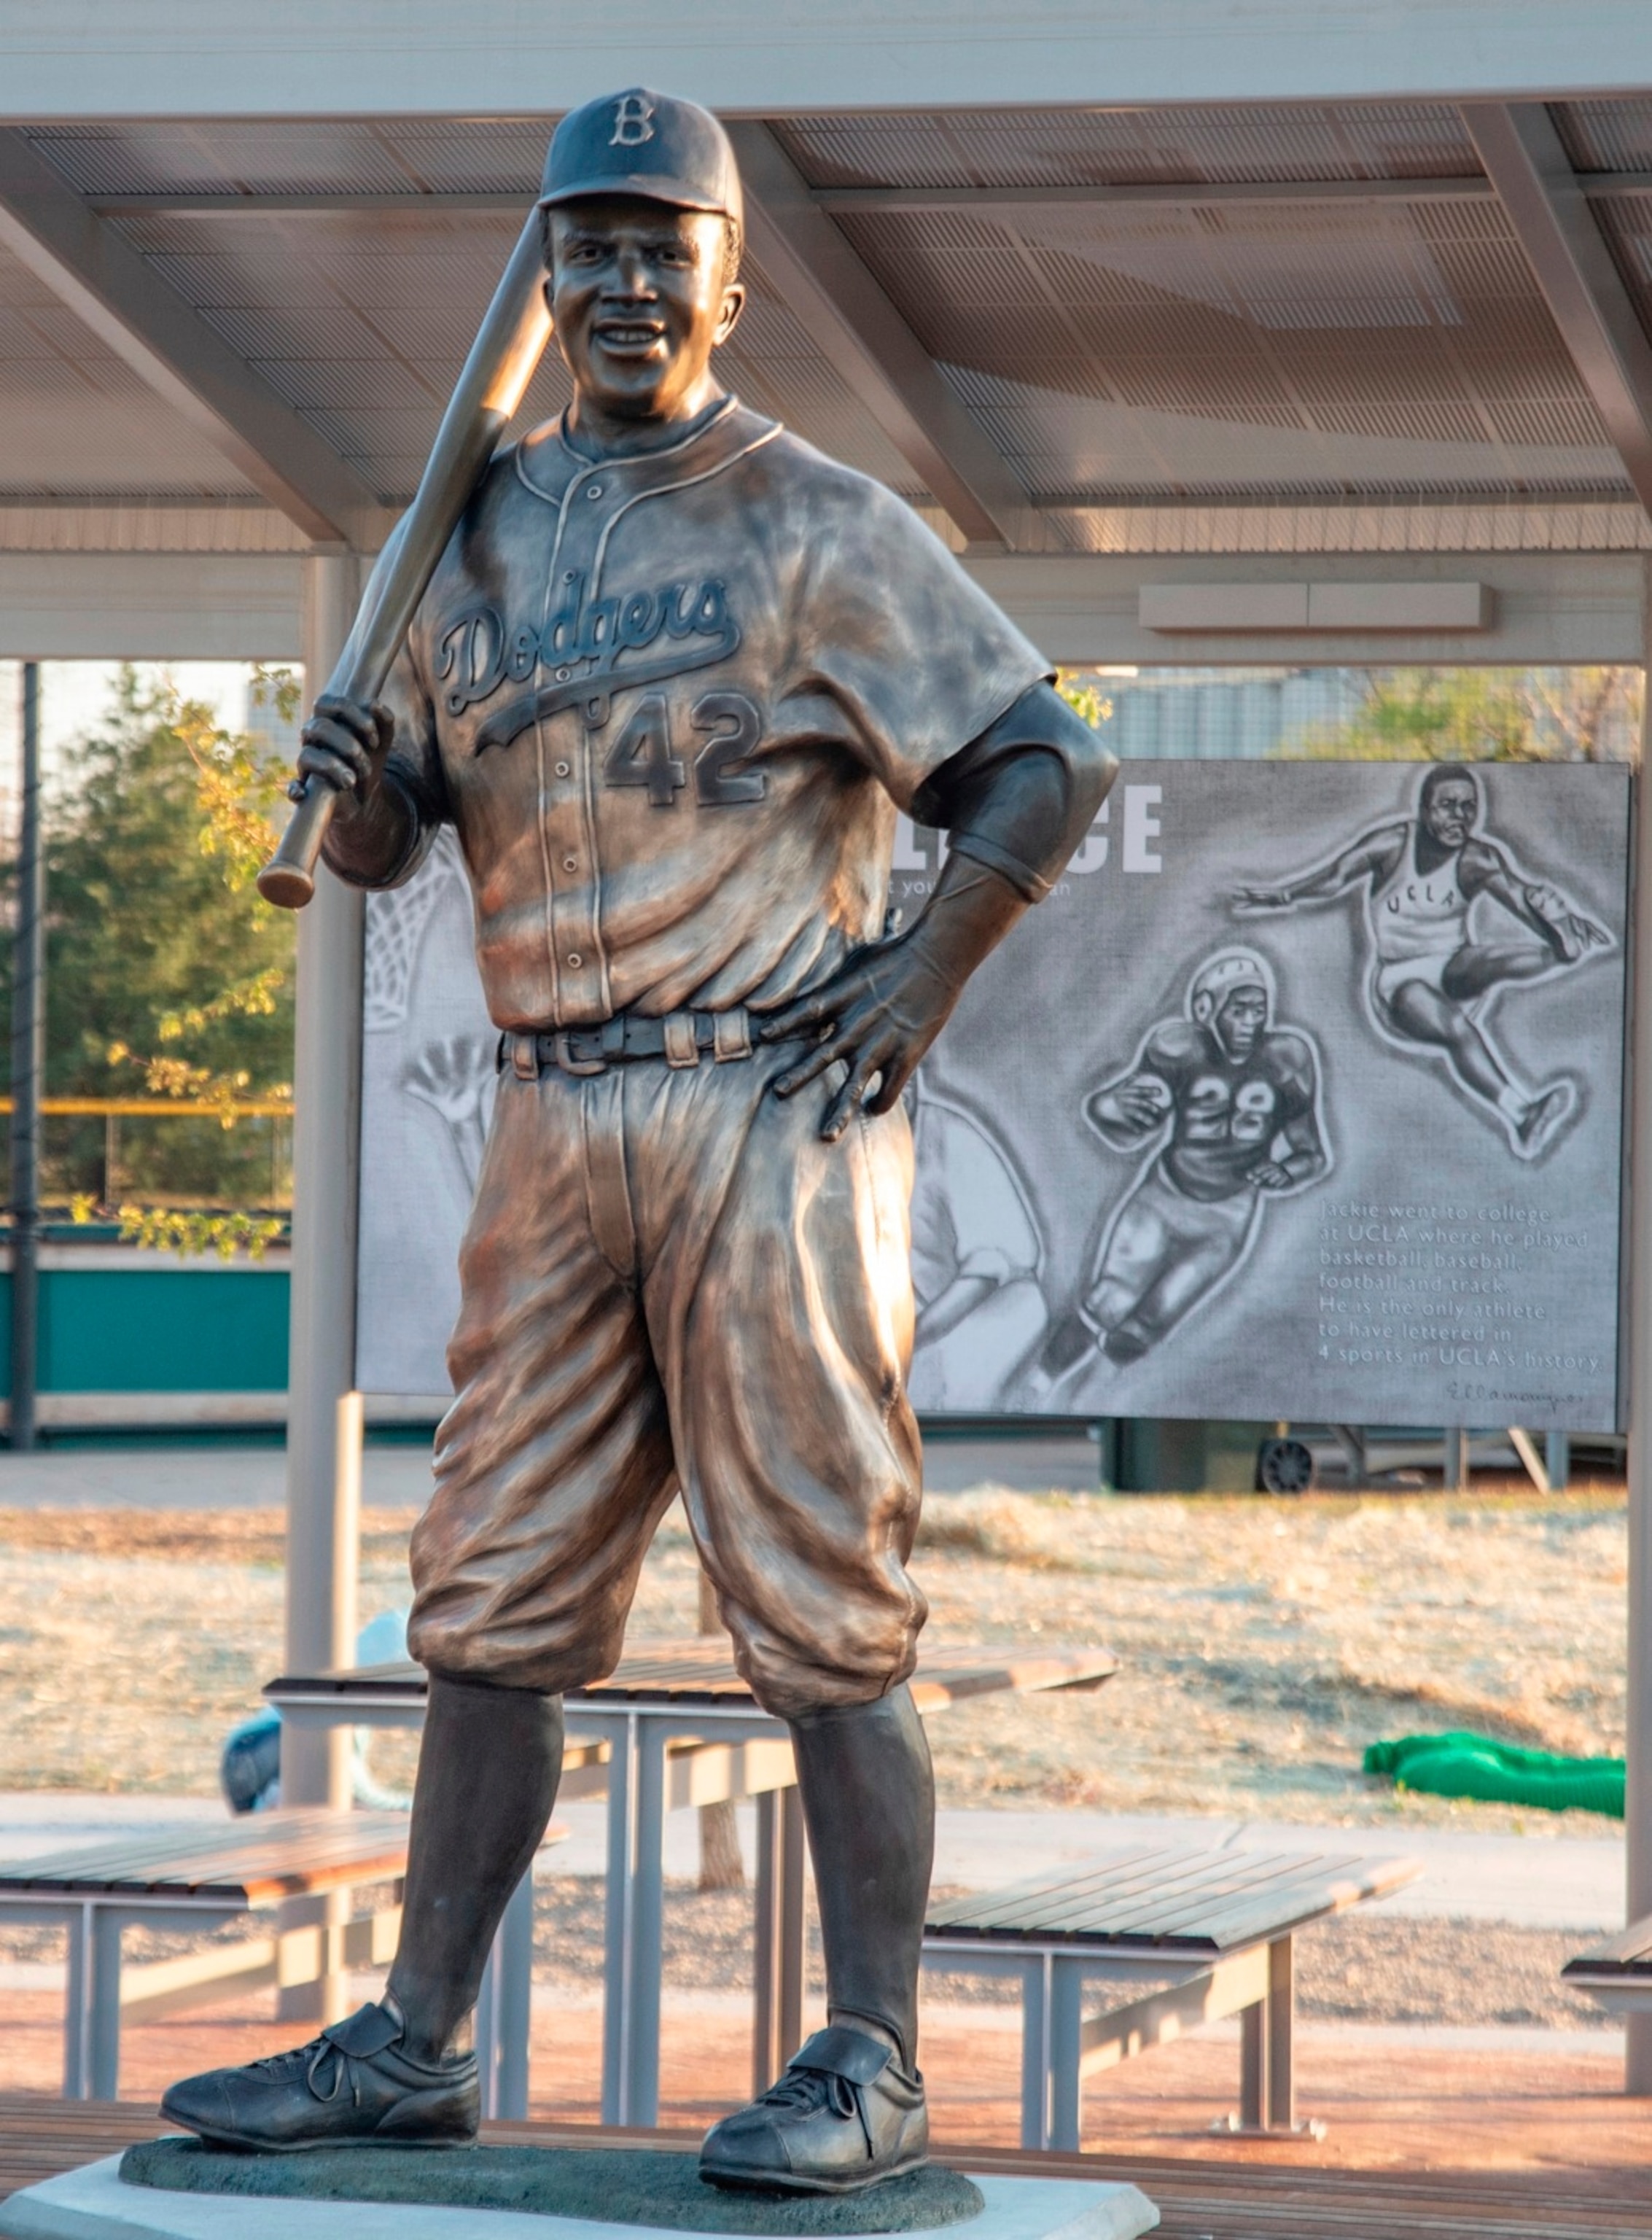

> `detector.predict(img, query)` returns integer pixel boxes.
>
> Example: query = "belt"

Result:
[500,1006,787,1079]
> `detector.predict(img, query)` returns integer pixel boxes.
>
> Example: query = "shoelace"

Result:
[234,2036,354,2105]
[756,2066,855,2119]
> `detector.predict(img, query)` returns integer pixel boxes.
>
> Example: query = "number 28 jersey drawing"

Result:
[1091,1019,1318,1202]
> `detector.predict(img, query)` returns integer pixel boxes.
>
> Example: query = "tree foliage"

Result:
[28,667,297,1226]
[1288,666,1642,765]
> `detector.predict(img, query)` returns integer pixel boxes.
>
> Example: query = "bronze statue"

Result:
[163,88,1113,2193]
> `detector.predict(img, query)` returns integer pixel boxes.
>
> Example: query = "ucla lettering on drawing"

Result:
[610,93,656,145]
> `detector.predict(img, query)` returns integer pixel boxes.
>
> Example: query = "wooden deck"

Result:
[3,2096,1648,2240]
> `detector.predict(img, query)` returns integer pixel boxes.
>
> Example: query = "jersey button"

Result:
[586,484,603,499]
[555,761,571,777]
[566,953,583,969]
[563,855,578,872]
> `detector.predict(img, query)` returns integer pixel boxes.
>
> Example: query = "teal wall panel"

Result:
[0,1267,289,1394]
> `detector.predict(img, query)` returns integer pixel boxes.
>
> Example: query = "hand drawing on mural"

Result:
[402,1034,497,1199]
[907,1076,1046,1410]
[1023,946,1330,1399]
[1231,762,1610,1161]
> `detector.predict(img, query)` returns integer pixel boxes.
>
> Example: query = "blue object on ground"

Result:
[218,1609,413,1815]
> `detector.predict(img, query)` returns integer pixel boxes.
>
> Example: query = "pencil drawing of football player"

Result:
[1024,948,1330,1396]
[1231,763,1610,1160]
[908,1076,1046,1410]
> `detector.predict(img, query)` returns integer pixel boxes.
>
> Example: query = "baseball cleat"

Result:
[1513,1080,1578,1161]
[699,2025,929,2195]
[159,1998,478,2152]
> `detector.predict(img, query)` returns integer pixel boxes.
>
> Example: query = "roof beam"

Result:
[1465,103,1652,521]
[0,131,383,546]
[86,176,1503,218]
[79,171,1652,220]
[725,120,1034,551]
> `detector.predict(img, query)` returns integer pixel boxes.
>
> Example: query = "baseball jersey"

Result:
[1096,1021,1317,1203]
[338,397,1050,1030]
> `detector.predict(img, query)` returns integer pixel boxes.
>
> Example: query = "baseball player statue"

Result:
[161,91,1111,2192]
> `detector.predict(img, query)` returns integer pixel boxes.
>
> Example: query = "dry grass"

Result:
[0,1485,1627,1840]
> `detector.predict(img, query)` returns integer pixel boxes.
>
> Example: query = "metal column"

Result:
[1628,561,1652,2091]
[280,549,364,2023]
[9,659,43,1452]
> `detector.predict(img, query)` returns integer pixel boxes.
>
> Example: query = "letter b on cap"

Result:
[611,94,657,146]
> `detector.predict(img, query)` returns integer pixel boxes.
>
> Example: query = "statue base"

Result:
[0,2142,1158,2240]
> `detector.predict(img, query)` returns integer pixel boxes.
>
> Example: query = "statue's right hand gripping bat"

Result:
[257,212,553,909]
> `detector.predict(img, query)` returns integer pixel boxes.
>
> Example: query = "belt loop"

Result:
[510,1033,537,1082]
[663,1012,700,1069]
[712,1009,754,1063]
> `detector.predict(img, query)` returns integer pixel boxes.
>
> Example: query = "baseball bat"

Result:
[257,211,554,909]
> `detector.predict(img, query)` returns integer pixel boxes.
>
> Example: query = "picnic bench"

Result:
[0,1802,573,2101]
[922,1840,1422,2150]
[1562,1917,1652,2030]
[269,1638,1118,2127]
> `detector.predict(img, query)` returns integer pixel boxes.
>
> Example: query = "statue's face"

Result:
[548,197,741,421]
[1422,777,1478,849]
[1215,984,1268,1059]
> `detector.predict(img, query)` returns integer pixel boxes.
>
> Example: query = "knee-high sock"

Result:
[386,1675,564,2063]
[789,1684,935,2073]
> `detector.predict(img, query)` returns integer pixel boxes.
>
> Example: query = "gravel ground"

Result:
[0,1484,1625,1838]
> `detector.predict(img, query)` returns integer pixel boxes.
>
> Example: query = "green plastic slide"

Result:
[1363,1730,1624,1818]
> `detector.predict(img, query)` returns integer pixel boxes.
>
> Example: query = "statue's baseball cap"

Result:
[537,90,743,230]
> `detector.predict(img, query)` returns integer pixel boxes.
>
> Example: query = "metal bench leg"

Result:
[475,1940,500,2120]
[494,1867,534,2120]
[63,1905,93,2100]
[1266,1937,1294,2131]
[1018,1953,1053,2151]
[90,1910,127,2101]
[624,1722,669,2128]
[752,1786,806,2097]
[600,1713,639,2127]
[779,1788,805,2066]
[753,1791,781,2093]
[1048,1956,1086,2153]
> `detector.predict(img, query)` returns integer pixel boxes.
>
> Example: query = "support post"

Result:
[1443,1426,1470,1493]
[280,549,364,2023]
[9,658,43,1452]
[1628,555,1652,2091]
[1546,1429,1571,1492]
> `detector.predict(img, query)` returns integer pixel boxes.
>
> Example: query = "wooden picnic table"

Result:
[0,1811,417,2099]
[925,1840,1422,2147]
[265,1638,1116,2126]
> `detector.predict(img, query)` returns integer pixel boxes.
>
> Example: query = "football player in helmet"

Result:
[1025,947,1328,1392]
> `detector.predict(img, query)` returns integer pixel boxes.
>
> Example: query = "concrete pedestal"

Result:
[0,2154,1158,2240]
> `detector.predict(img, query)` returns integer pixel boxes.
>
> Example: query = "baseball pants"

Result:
[407,1031,926,1721]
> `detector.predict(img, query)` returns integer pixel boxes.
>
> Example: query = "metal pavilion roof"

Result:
[5,93,1652,569]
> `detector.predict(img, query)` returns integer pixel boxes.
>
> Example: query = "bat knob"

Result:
[257,862,316,909]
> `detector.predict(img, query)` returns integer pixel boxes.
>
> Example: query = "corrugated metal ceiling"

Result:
[0,98,1649,524]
